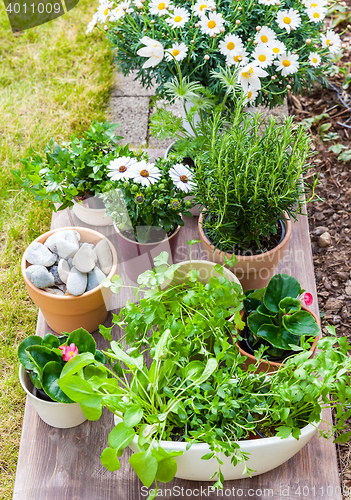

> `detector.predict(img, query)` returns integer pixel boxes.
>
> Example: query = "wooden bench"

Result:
[13,155,342,500]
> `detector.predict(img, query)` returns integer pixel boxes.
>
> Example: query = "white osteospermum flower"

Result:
[306,0,327,8]
[254,26,277,46]
[169,164,194,193]
[227,48,249,67]
[96,2,110,22]
[308,52,321,67]
[276,9,301,34]
[107,157,138,181]
[165,42,188,62]
[219,34,244,56]
[269,40,286,58]
[166,7,190,28]
[86,13,98,34]
[238,63,268,92]
[307,6,326,23]
[119,1,133,13]
[130,160,162,186]
[275,52,299,76]
[243,87,259,105]
[110,6,125,21]
[192,0,216,16]
[321,30,341,53]
[137,37,164,68]
[199,12,224,36]
[149,0,173,16]
[252,45,275,68]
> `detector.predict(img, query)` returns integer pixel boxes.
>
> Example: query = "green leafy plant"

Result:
[194,107,318,252]
[18,328,105,403]
[243,274,320,360]
[14,121,143,211]
[100,157,193,242]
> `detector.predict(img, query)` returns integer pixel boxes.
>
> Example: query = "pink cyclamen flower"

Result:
[303,293,313,307]
[62,343,78,362]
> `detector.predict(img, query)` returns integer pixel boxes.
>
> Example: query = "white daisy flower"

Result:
[130,161,162,186]
[134,0,144,7]
[227,48,249,67]
[192,0,216,16]
[307,6,326,23]
[275,52,299,76]
[243,87,259,105]
[308,52,321,67]
[96,2,110,22]
[199,12,224,36]
[269,40,286,58]
[149,0,173,16]
[219,34,244,56]
[86,13,98,34]
[165,42,188,62]
[107,157,138,181]
[166,7,190,28]
[137,37,164,68]
[238,63,268,92]
[109,6,125,21]
[254,26,277,46]
[169,164,194,193]
[119,1,133,13]
[276,9,301,34]
[306,0,327,8]
[258,0,275,5]
[321,30,341,54]
[252,45,275,68]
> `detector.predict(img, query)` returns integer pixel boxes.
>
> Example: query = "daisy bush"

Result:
[101,156,194,240]
[87,0,346,107]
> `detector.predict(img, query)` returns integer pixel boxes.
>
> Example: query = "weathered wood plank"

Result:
[13,208,342,500]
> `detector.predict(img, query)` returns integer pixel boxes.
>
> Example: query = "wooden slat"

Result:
[13,207,342,500]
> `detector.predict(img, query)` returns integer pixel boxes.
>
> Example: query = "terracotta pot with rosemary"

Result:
[194,108,318,290]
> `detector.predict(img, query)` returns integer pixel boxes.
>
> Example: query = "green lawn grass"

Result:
[0,4,113,498]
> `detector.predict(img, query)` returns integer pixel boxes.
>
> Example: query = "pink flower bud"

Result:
[303,293,313,307]
[62,343,79,362]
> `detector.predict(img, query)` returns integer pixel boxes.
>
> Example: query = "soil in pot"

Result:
[119,225,177,244]
[35,387,55,402]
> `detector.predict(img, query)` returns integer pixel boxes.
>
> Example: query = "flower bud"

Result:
[195,23,200,28]
[151,19,155,24]
[236,19,241,25]
[247,38,251,42]
[329,41,334,46]
[306,38,311,44]
[348,24,351,29]
[238,6,242,10]
[104,25,109,31]
[211,5,216,9]
[286,84,291,90]
[341,43,346,49]
[256,25,261,31]
[220,27,225,32]
[275,1,280,5]
[254,41,258,45]
[237,55,242,61]
[204,54,210,60]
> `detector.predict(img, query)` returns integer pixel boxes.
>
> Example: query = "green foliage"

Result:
[15,121,142,211]
[101,157,192,241]
[244,274,319,359]
[194,108,318,251]
[18,328,104,403]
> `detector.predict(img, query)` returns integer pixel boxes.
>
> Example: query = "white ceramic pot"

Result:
[168,259,242,290]
[71,199,112,226]
[19,365,87,429]
[181,99,201,137]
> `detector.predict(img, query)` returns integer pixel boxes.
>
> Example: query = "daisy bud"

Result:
[228,63,232,67]
[195,23,200,28]
[141,0,146,2]
[151,19,155,24]
[271,76,275,80]
[107,1,113,7]
[143,28,147,31]
[329,41,334,46]
[204,54,210,60]
[247,38,251,42]
[275,1,280,5]
[211,34,216,38]
[341,1,346,5]
[191,39,195,43]
[165,4,169,8]
[104,25,109,31]
[306,39,311,44]
[137,4,143,8]
[220,27,225,33]
[253,2,256,5]
[211,5,216,9]
[237,55,242,61]
[121,21,124,25]
[267,23,270,26]
[347,24,351,29]
[256,26,261,31]
[254,41,258,45]
[286,84,291,90]
[238,6,242,10]
[236,19,241,25]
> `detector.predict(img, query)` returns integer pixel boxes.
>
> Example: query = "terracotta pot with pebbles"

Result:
[21,227,118,333]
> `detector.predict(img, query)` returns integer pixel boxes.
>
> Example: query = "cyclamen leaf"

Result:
[18,336,43,370]
[247,312,273,335]
[264,274,301,313]
[129,451,158,488]
[42,361,73,403]
[279,297,301,314]
[100,447,121,472]
[66,328,96,355]
[60,352,96,378]
[282,311,320,337]
[25,345,62,375]
[108,422,135,450]
[257,324,300,350]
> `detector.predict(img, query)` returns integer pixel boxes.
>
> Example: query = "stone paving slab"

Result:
[111,70,156,97]
[109,96,149,147]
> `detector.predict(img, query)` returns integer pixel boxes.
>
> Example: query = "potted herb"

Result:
[195,107,318,290]
[15,120,144,226]
[238,273,320,372]
[100,157,193,281]
[18,328,105,428]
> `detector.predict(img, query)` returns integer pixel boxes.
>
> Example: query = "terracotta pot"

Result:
[114,224,181,283]
[237,305,320,373]
[198,213,292,291]
[19,365,86,428]
[21,227,118,334]
[71,199,112,226]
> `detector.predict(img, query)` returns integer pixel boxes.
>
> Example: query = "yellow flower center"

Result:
[172,49,180,56]
[119,165,127,172]
[174,15,182,22]
[180,175,188,183]
[158,2,165,9]
[242,67,254,79]
[248,91,252,98]
[326,39,330,45]
[104,8,109,15]
[70,351,74,357]
[313,12,320,18]
[283,16,291,24]
[261,35,268,43]
[233,55,241,62]
[140,169,149,177]
[273,47,280,53]
[208,20,216,29]
[282,59,291,67]
[312,57,318,63]
[258,54,266,62]
[227,42,235,50]
[200,4,207,10]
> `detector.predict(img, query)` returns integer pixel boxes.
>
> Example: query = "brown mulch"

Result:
[287,16,351,497]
